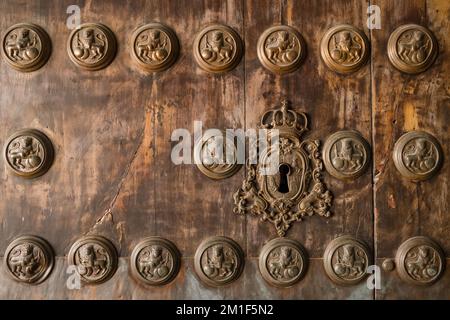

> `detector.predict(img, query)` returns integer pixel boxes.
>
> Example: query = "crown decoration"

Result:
[260,100,308,135]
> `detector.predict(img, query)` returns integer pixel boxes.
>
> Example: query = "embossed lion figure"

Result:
[5,28,39,61]
[403,138,435,172]
[332,138,363,171]
[331,31,362,63]
[77,245,107,276]
[73,28,105,60]
[8,136,41,169]
[268,247,300,279]
[203,245,234,278]
[9,243,40,277]
[265,31,297,63]
[406,246,438,279]
[397,30,428,63]
[138,245,169,279]
[136,29,168,62]
[333,245,365,277]
[201,31,233,63]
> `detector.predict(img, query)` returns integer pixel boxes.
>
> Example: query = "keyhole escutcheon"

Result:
[278,163,291,193]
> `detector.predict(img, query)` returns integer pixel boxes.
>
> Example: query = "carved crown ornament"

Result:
[233,100,333,237]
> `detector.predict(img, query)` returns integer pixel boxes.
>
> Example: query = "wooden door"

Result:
[0,0,447,300]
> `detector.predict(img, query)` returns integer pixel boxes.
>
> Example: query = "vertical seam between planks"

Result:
[369,0,377,301]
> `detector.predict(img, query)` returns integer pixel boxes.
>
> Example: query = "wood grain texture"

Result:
[244,0,373,258]
[0,0,447,300]
[371,0,449,299]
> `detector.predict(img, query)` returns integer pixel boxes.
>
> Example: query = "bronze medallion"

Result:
[194,236,244,287]
[68,235,118,285]
[234,100,332,237]
[130,237,180,286]
[4,129,54,179]
[393,131,442,181]
[322,130,371,180]
[1,23,51,72]
[67,23,117,70]
[131,23,179,72]
[323,236,371,286]
[4,235,54,284]
[395,236,444,286]
[257,25,306,74]
[195,132,242,180]
[259,238,308,288]
[193,24,243,73]
[387,24,438,74]
[320,24,369,74]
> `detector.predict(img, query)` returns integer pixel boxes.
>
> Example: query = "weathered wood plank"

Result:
[244,0,373,261]
[371,0,449,299]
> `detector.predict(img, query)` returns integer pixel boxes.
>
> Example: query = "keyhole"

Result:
[278,163,290,193]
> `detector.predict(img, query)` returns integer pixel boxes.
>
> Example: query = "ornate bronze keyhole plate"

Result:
[323,236,371,286]
[1,23,51,72]
[194,236,244,287]
[234,100,332,237]
[67,23,117,71]
[68,236,118,285]
[393,131,443,181]
[130,237,181,286]
[387,24,438,74]
[259,238,308,288]
[320,24,369,74]
[257,25,306,74]
[131,23,179,72]
[322,130,371,180]
[193,24,243,73]
[395,236,444,286]
[4,235,54,285]
[4,129,54,179]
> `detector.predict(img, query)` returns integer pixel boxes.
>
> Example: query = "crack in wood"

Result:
[84,123,147,236]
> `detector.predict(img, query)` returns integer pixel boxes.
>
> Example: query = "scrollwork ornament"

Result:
[4,235,54,284]
[395,236,445,286]
[4,129,54,179]
[68,236,118,285]
[323,235,371,286]
[194,236,244,287]
[320,24,369,74]
[131,23,179,72]
[195,132,242,180]
[387,24,438,74]
[130,237,181,286]
[259,238,308,287]
[233,100,333,237]
[393,131,443,181]
[67,23,117,70]
[1,23,51,72]
[322,130,371,180]
[193,24,243,73]
[257,25,306,74]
